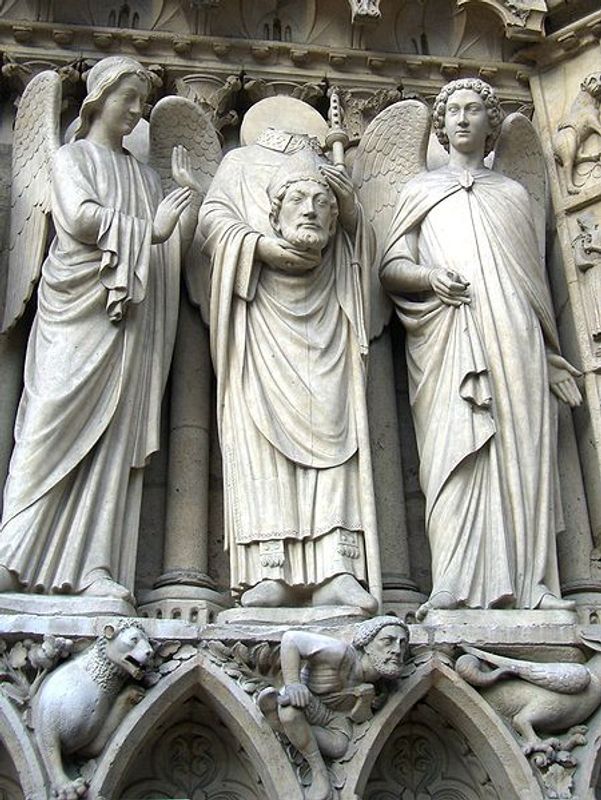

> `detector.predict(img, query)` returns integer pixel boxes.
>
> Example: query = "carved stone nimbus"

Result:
[31,620,153,799]
[257,617,409,800]
[553,72,601,196]
[200,101,381,612]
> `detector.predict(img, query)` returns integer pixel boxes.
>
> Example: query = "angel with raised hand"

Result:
[0,56,218,606]
[355,78,581,618]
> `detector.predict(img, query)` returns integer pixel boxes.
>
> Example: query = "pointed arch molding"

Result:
[456,0,547,39]
[91,653,303,800]
[0,695,45,799]
[342,659,543,800]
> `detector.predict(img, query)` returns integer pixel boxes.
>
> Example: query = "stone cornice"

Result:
[0,20,533,101]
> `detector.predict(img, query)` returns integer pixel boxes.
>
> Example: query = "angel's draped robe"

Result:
[382,166,564,609]
[200,139,379,594]
[0,140,179,593]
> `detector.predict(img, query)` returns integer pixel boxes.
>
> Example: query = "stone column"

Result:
[138,293,228,623]
[368,329,424,613]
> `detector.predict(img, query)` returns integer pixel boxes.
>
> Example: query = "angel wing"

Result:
[492,112,547,268]
[352,99,430,339]
[461,644,591,695]
[149,96,222,323]
[1,70,61,333]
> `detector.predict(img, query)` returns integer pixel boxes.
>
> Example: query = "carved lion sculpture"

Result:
[553,72,601,195]
[31,619,153,799]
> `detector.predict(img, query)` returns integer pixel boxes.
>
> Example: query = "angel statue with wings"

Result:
[0,56,218,605]
[363,78,581,618]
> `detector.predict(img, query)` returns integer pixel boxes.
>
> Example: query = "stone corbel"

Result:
[456,0,548,40]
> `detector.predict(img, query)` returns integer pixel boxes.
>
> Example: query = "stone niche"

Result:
[117,695,262,799]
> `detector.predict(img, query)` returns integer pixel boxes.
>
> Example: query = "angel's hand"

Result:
[548,353,582,406]
[320,164,358,233]
[152,186,192,243]
[429,268,471,307]
[172,145,203,195]
[257,235,320,274]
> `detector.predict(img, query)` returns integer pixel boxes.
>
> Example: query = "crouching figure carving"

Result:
[32,619,153,799]
[257,617,409,800]
[456,632,601,756]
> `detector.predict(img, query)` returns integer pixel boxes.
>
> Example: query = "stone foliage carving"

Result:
[0,635,73,713]
[200,97,381,611]
[378,78,580,617]
[553,72,601,196]
[349,0,381,25]
[0,56,215,605]
[256,618,409,800]
[30,620,153,799]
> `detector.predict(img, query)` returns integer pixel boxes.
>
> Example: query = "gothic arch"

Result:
[91,652,303,800]
[0,695,45,799]
[342,658,542,800]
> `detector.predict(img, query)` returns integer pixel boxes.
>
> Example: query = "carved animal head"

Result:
[101,620,153,680]
[580,73,601,102]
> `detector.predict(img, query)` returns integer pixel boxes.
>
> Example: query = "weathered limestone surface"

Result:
[0,2,600,800]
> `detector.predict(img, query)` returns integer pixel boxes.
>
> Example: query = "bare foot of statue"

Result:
[0,566,19,593]
[240,580,295,608]
[312,574,378,614]
[416,591,458,621]
[81,576,133,603]
[538,593,576,611]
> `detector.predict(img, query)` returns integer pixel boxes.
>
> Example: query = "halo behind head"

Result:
[432,78,503,156]
[241,96,328,147]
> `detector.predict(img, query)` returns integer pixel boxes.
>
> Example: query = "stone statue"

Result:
[32,619,153,799]
[0,57,214,604]
[257,616,409,800]
[552,71,601,195]
[365,78,581,617]
[200,101,381,612]
[456,633,601,755]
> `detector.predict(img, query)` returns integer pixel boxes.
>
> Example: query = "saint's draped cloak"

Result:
[200,144,380,598]
[381,167,563,609]
[0,140,180,593]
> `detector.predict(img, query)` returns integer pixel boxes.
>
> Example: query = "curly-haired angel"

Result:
[0,57,220,606]
[355,78,581,618]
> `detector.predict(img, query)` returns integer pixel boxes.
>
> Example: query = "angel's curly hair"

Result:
[73,56,153,141]
[432,78,503,156]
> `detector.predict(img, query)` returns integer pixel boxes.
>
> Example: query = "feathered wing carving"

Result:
[461,644,591,695]
[493,112,547,268]
[149,96,222,323]
[352,99,430,339]
[1,70,61,333]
